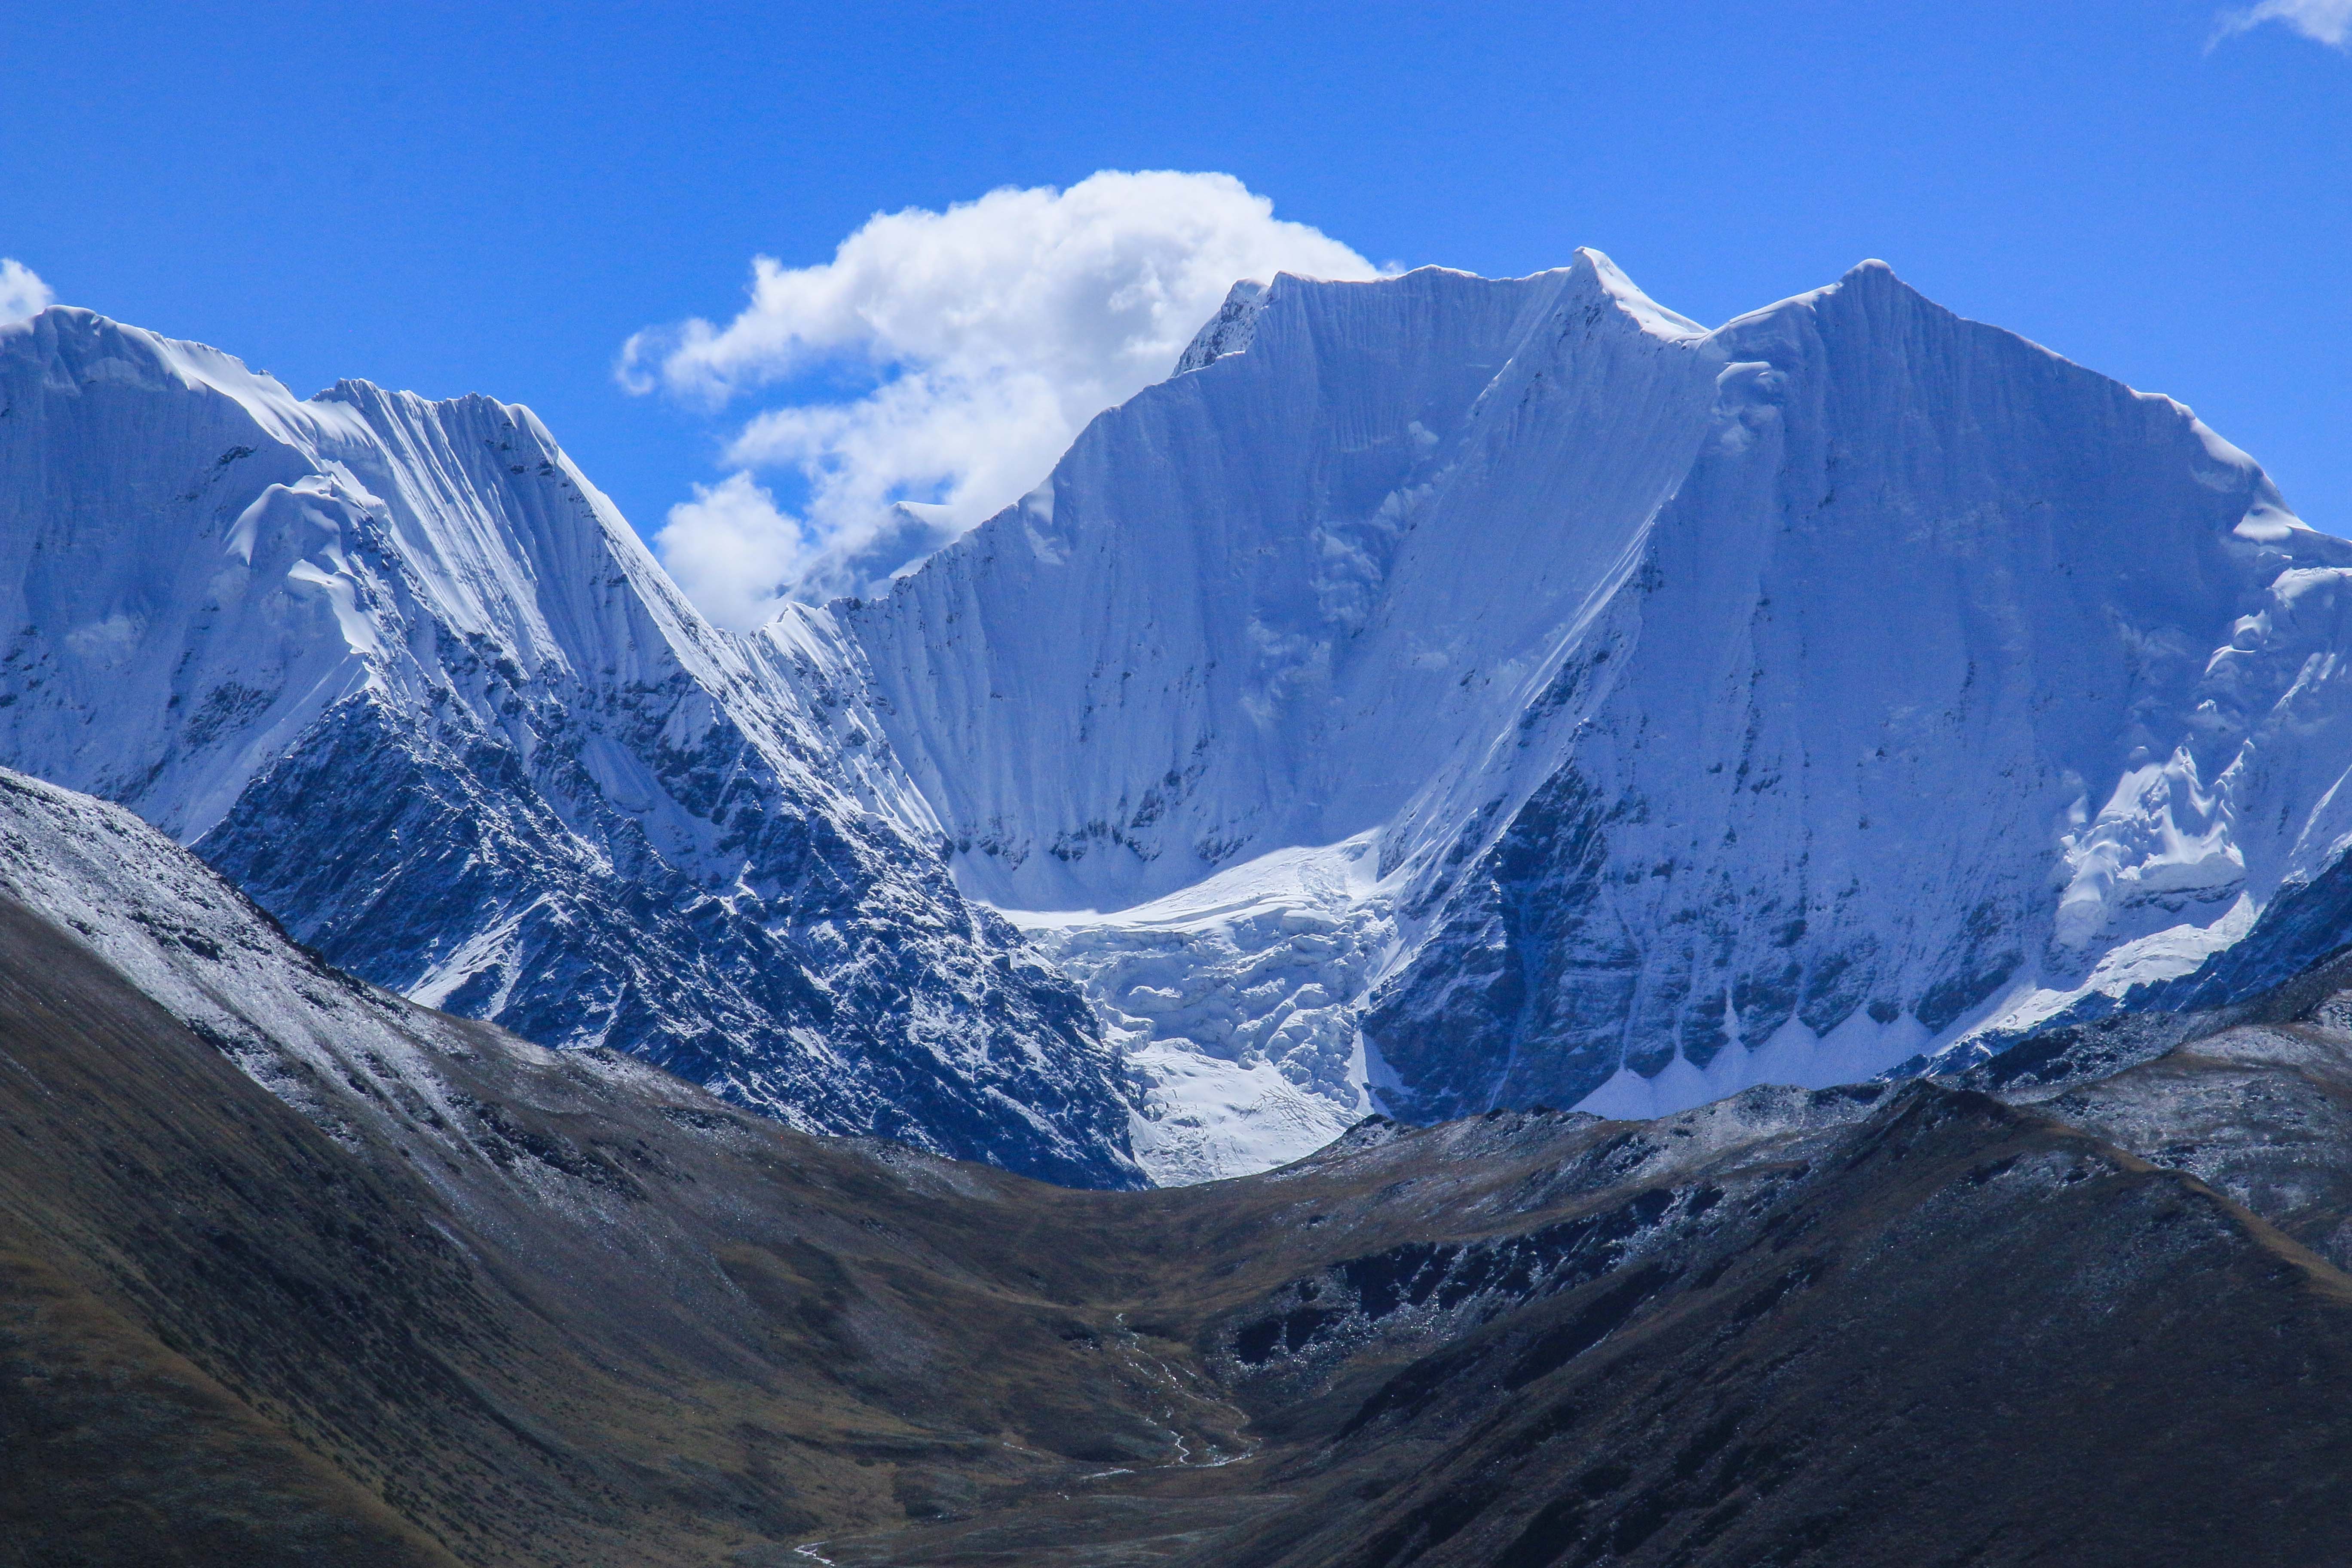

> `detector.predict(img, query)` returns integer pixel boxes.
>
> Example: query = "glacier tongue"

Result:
[0,306,1139,1187]
[1008,833,1395,1185]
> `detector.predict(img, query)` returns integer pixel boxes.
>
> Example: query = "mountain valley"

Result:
[10,0,2351,1559]
[1,764,2349,1565]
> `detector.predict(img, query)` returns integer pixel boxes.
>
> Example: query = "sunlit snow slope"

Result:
[0,307,1136,1187]
[846,252,2352,1174]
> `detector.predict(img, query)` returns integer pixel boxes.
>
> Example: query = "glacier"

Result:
[1008,832,1396,1184]
[7,250,2352,1188]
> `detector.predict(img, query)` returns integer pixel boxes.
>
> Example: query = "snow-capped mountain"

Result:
[0,307,1136,1187]
[9,253,2352,1191]
[843,252,2352,1174]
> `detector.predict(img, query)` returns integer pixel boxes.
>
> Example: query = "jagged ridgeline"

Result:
[0,310,1134,1186]
[850,252,2352,1175]
[7,250,2352,1186]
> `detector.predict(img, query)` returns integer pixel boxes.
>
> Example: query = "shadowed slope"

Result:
[0,874,1214,1563]
[0,894,459,1568]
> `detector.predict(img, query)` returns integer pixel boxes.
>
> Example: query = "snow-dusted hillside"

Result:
[0,308,1136,1186]
[845,251,2352,1172]
[0,761,599,1180]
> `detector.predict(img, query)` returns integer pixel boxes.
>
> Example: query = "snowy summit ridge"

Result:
[840,250,2352,1176]
[4,252,2351,1186]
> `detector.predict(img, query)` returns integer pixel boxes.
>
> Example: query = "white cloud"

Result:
[622,170,1381,625]
[652,472,805,636]
[0,259,54,325]
[2215,0,2352,46]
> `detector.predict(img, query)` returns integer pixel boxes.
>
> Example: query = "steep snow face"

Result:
[846,254,1717,911]
[848,253,2352,1157]
[1369,262,2352,1122]
[0,308,1137,1187]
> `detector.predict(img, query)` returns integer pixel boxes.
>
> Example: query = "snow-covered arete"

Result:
[0,307,1136,1186]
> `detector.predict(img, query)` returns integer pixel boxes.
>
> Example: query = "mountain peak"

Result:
[844,241,2352,1171]
[1174,277,1271,375]
[1572,246,1708,339]
[13,254,2352,1191]
[0,315,1142,1185]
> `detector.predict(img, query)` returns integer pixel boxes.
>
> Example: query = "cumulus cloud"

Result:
[622,171,1382,625]
[2214,0,2352,46]
[0,259,54,325]
[652,473,804,636]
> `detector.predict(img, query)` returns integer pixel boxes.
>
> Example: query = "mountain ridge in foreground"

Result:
[1,763,2348,1565]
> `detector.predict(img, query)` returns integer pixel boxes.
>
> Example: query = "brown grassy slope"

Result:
[1183,1090,2352,1568]
[808,1086,2352,1568]
[0,890,1229,1565]
[10,867,2352,1568]
[0,897,461,1567]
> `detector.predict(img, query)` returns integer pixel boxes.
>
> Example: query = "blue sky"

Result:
[3,1,2346,618]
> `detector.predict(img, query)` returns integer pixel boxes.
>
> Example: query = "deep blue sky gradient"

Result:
[4,0,2346,536]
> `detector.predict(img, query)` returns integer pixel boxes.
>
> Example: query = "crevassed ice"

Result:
[1008,834,1393,1185]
